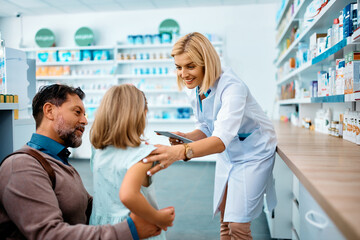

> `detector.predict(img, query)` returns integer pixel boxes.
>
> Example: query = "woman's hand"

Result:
[169,131,186,145]
[155,206,175,230]
[143,144,185,176]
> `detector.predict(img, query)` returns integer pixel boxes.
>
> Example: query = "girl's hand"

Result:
[155,206,175,230]
[129,213,162,239]
[169,131,186,145]
[142,144,185,176]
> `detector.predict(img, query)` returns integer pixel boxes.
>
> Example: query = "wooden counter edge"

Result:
[276,141,358,240]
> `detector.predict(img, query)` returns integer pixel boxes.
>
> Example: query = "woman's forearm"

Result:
[185,129,207,141]
[182,136,225,159]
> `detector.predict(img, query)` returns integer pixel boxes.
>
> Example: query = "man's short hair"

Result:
[32,84,85,129]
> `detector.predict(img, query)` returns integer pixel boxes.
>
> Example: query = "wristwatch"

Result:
[183,143,194,161]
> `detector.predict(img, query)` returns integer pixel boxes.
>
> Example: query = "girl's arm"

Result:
[119,161,175,230]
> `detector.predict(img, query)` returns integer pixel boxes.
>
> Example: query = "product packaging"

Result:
[344,52,360,94]
[58,50,71,62]
[81,50,92,61]
[309,33,327,59]
[335,59,345,95]
[37,51,57,62]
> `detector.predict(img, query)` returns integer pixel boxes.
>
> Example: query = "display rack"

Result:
[276,0,353,67]
[0,103,18,161]
[273,0,360,239]
[276,0,358,116]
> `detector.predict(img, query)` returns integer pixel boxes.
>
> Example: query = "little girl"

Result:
[89,84,174,239]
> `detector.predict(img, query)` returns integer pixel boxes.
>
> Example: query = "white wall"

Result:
[0,4,278,116]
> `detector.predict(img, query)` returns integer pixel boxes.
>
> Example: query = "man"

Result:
[0,84,167,239]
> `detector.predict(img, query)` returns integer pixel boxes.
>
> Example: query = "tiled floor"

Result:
[70,159,271,240]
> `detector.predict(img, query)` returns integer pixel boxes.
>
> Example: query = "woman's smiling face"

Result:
[174,53,204,90]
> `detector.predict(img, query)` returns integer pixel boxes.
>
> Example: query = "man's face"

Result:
[53,94,87,148]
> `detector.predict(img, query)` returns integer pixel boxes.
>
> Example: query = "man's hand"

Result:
[129,213,161,239]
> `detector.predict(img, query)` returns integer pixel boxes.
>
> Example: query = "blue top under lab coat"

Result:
[189,67,277,222]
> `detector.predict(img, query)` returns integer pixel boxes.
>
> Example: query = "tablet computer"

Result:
[154,131,193,143]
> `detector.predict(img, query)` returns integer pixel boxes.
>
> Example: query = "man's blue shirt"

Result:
[27,133,70,165]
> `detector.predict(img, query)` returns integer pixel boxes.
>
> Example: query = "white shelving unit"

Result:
[117,74,176,79]
[273,0,359,239]
[36,75,115,80]
[275,0,358,123]
[0,103,18,161]
[35,60,115,66]
[276,0,353,67]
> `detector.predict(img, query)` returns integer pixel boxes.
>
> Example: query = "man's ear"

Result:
[43,102,56,121]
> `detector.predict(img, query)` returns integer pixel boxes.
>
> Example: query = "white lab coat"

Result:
[189,67,277,222]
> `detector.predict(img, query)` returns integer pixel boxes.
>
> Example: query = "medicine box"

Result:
[36,50,57,62]
[81,50,92,61]
[93,50,110,61]
[344,52,360,94]
[309,33,327,59]
[335,59,345,95]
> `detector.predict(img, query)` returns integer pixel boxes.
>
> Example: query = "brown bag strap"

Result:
[2,148,56,189]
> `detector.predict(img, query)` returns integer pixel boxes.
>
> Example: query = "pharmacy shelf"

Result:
[275,0,353,67]
[116,44,174,49]
[116,74,176,79]
[143,89,183,93]
[116,41,223,50]
[275,0,292,30]
[148,104,191,108]
[311,94,345,103]
[36,75,115,80]
[277,61,312,85]
[22,45,115,52]
[36,60,115,66]
[277,37,349,85]
[311,38,348,65]
[84,90,108,94]
[278,98,311,105]
[116,59,173,64]
[279,93,360,105]
[148,119,195,124]
[276,0,307,47]
[0,103,18,110]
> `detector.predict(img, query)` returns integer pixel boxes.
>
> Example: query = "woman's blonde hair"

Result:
[171,32,221,94]
[90,84,148,149]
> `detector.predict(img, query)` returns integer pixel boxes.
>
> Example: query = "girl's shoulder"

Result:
[133,142,157,158]
[123,143,157,169]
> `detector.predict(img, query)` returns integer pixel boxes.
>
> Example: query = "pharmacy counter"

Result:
[274,121,360,240]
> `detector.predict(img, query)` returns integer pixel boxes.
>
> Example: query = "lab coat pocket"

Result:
[227,129,263,163]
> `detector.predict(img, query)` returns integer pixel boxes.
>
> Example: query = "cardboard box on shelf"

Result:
[309,33,327,59]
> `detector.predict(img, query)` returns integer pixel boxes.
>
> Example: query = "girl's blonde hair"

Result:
[90,84,148,149]
[171,32,221,94]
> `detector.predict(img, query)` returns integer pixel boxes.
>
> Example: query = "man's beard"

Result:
[55,116,84,148]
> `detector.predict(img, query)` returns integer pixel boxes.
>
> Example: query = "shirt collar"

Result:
[27,133,70,165]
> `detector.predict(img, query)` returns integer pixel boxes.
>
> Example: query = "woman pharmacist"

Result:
[143,32,277,240]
